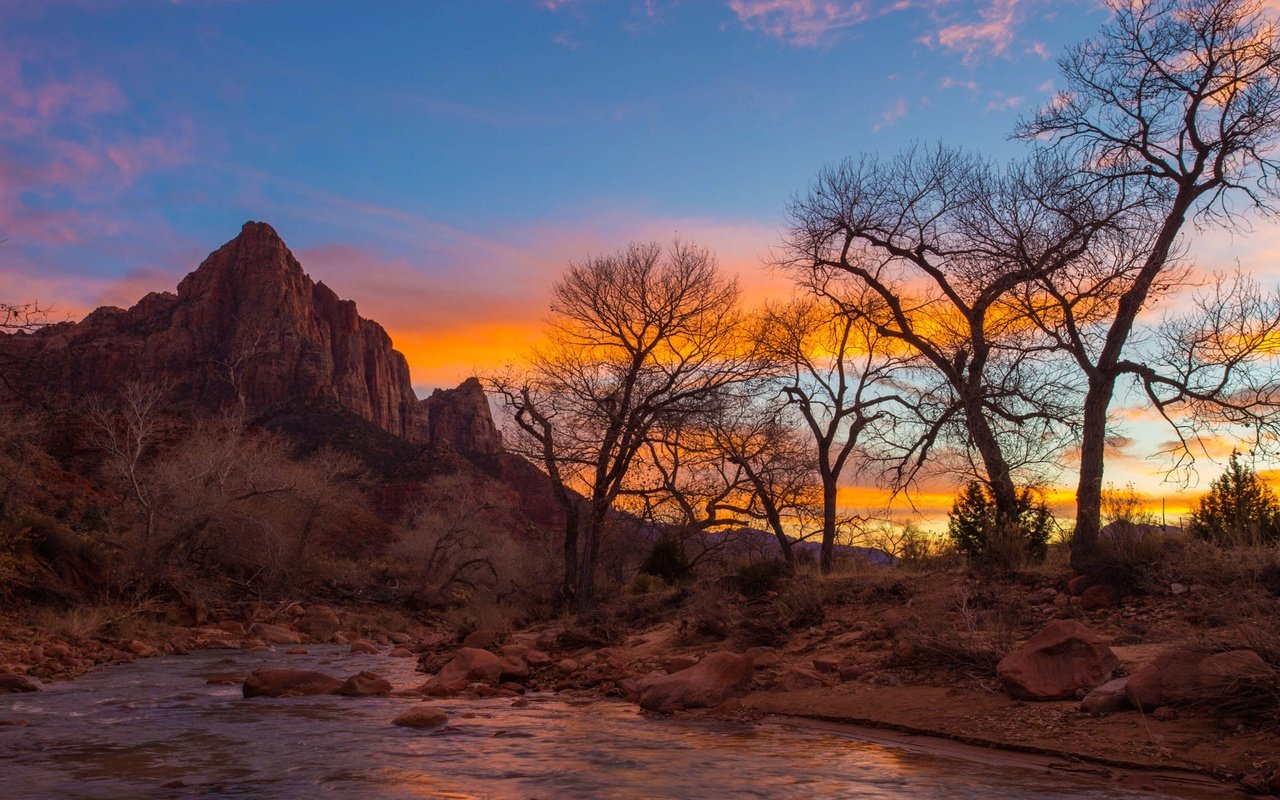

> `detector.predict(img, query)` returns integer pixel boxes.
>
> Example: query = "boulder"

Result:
[338,671,392,697]
[0,673,40,693]
[1128,649,1276,711]
[248,623,302,646]
[349,640,379,655]
[638,652,755,713]
[1080,677,1131,715]
[242,668,342,698]
[296,606,340,642]
[419,647,526,694]
[462,630,499,649]
[393,706,449,729]
[388,647,414,658]
[1125,649,1209,711]
[996,620,1119,701]
[1079,584,1118,611]
[215,621,246,636]
[125,640,158,657]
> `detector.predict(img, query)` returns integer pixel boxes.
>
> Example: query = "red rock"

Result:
[996,620,1119,701]
[338,671,392,697]
[393,706,449,729]
[349,640,379,655]
[638,652,755,713]
[1127,649,1276,711]
[1125,650,1208,711]
[296,606,340,642]
[125,640,158,657]
[811,656,841,674]
[206,672,247,685]
[664,656,698,674]
[242,669,342,698]
[248,623,301,646]
[1079,584,1118,611]
[286,647,308,655]
[215,621,245,636]
[389,647,414,658]
[1080,677,1131,715]
[463,630,499,649]
[0,673,40,693]
[418,647,526,695]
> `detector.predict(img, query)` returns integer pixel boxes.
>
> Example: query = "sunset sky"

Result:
[4,0,1279,523]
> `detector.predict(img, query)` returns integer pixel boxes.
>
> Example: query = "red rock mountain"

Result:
[2,221,501,459]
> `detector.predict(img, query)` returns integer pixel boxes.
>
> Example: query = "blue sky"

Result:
[5,0,1276,518]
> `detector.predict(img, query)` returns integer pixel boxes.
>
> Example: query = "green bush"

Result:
[639,533,691,585]
[732,559,789,598]
[1188,452,1280,547]
[947,481,1054,571]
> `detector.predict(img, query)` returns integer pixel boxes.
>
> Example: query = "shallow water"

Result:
[0,646,1169,799]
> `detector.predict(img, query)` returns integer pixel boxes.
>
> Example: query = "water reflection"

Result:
[0,646,1167,799]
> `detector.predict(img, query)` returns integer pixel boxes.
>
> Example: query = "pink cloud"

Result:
[727,0,879,46]
[872,97,908,132]
[927,0,1022,64]
[0,51,193,248]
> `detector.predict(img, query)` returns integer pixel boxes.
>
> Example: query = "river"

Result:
[0,645,1176,798]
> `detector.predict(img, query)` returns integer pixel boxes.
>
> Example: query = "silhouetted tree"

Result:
[783,145,1121,529]
[758,292,911,572]
[1017,0,1280,569]
[492,241,756,612]
[1188,451,1280,545]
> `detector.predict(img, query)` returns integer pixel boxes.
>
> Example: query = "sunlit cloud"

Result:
[940,75,980,91]
[726,0,881,47]
[872,97,908,132]
[925,0,1022,64]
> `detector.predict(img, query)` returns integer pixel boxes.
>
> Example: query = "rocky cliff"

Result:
[0,221,500,459]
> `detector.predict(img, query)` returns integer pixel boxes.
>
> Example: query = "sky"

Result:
[3,0,1279,524]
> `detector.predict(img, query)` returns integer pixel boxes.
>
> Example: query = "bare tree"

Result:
[782,146,1121,528]
[1017,0,1280,567]
[86,381,172,548]
[0,302,50,333]
[759,292,914,572]
[626,391,820,566]
[491,241,755,612]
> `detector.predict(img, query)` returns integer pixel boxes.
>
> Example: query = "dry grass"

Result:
[891,586,1024,675]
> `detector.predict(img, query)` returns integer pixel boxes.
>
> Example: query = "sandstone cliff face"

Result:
[422,377,502,458]
[0,222,494,452]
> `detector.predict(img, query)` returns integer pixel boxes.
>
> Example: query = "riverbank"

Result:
[2,559,1278,796]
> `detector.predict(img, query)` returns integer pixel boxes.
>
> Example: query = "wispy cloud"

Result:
[726,0,881,47]
[940,75,979,92]
[0,51,194,249]
[872,97,908,132]
[925,0,1023,64]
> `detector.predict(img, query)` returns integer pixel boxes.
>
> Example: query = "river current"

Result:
[0,645,1173,799]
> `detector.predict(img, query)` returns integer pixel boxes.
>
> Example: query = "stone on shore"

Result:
[0,673,40,693]
[1126,649,1276,711]
[393,706,448,729]
[248,623,302,646]
[242,668,342,698]
[338,671,393,697]
[638,652,755,713]
[1080,677,1131,715]
[996,620,1119,701]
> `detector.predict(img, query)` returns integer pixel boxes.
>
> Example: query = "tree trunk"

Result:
[561,504,580,604]
[963,394,1019,523]
[575,501,608,614]
[1071,377,1114,571]
[820,478,837,573]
